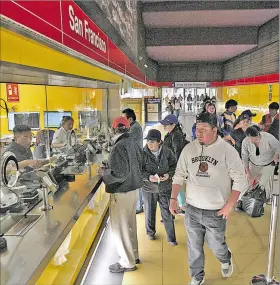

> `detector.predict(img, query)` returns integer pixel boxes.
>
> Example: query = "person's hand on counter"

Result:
[18,160,43,170]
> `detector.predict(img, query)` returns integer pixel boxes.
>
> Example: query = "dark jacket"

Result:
[130,120,143,149]
[102,133,143,193]
[231,128,246,157]
[261,115,279,140]
[163,126,187,160]
[142,145,177,194]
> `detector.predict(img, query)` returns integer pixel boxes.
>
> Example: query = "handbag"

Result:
[241,184,266,217]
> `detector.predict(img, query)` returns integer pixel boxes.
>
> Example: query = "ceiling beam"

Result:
[146,27,258,46]
[142,1,279,13]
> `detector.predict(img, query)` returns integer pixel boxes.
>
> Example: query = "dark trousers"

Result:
[143,191,176,242]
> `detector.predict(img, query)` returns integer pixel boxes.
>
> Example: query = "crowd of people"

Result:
[99,102,279,284]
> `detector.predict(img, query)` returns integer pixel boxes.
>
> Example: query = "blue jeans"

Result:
[185,203,231,281]
[177,189,185,208]
[136,188,144,211]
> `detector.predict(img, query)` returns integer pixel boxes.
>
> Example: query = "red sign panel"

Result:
[0,0,145,82]
[6,84,20,102]
[61,1,109,65]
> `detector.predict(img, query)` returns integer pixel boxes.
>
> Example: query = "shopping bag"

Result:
[241,185,266,218]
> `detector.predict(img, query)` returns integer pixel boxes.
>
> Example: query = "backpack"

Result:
[172,126,190,152]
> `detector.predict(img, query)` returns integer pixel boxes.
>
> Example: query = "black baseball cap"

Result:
[145,129,161,142]
[196,112,217,127]
[241,109,256,117]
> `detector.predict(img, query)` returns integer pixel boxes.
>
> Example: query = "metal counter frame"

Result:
[0,159,109,285]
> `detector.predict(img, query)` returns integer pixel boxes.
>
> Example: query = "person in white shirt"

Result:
[169,113,247,285]
[52,116,74,149]
[242,126,279,202]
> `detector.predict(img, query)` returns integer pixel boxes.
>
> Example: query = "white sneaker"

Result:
[188,277,205,285]
[221,251,233,278]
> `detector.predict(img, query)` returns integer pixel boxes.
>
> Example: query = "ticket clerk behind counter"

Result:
[52,116,74,149]
[4,125,46,169]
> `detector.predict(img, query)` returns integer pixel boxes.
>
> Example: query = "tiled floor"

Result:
[123,206,279,285]
[123,114,280,285]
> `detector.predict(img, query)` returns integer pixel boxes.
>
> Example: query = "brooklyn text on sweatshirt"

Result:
[173,137,247,210]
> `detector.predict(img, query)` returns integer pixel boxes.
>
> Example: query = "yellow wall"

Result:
[0,28,120,84]
[216,83,279,123]
[121,98,143,125]
[0,84,103,136]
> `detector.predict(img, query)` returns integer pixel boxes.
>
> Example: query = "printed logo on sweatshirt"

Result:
[191,156,218,166]
[191,156,219,178]
[197,162,210,177]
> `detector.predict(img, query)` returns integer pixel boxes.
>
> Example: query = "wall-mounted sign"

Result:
[144,98,161,122]
[6,84,20,102]
[173,82,210,88]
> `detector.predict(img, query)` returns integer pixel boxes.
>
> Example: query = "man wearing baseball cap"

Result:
[170,112,247,285]
[100,116,143,273]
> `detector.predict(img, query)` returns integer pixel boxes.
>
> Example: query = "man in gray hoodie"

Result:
[170,113,247,285]
[100,116,143,273]
[122,108,144,214]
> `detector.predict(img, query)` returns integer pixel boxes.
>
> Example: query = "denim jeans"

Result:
[136,188,144,211]
[185,203,231,281]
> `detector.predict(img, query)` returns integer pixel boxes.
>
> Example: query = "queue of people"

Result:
[100,101,279,285]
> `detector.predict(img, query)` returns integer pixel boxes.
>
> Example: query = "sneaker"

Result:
[169,241,178,246]
[135,259,141,264]
[221,251,233,278]
[147,235,155,240]
[188,277,205,285]
[109,262,137,273]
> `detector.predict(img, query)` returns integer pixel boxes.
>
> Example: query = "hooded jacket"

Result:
[102,133,143,193]
[142,144,177,194]
[130,120,143,149]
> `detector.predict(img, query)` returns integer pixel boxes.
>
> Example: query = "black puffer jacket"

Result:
[102,133,143,193]
[142,145,177,194]
[163,126,187,161]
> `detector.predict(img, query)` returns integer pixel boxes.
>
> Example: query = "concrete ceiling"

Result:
[142,1,279,63]
[146,45,258,62]
[143,9,279,28]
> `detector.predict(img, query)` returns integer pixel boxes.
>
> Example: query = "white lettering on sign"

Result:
[174,82,209,88]
[68,5,106,54]
[69,5,83,37]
